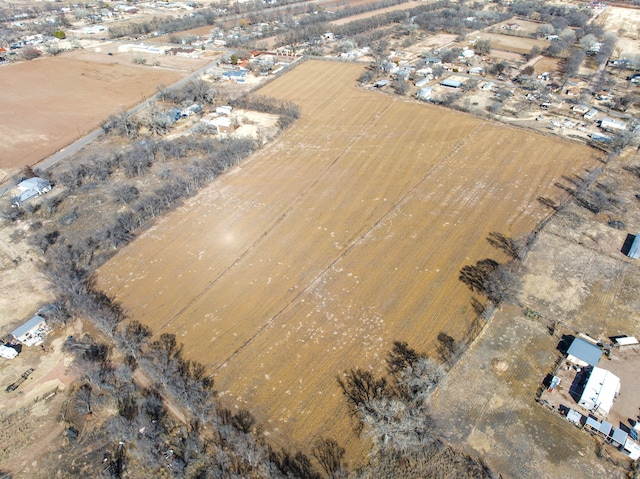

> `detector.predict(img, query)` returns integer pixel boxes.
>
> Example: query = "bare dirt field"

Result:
[475,32,549,54]
[534,56,561,76]
[330,0,421,25]
[0,226,54,332]
[0,55,182,174]
[97,60,601,460]
[600,6,640,40]
[63,45,215,73]
[430,151,640,478]
[405,33,458,52]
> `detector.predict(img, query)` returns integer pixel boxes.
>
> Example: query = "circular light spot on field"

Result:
[492,358,509,372]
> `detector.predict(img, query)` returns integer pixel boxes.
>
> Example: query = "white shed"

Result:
[0,345,18,359]
[624,438,640,460]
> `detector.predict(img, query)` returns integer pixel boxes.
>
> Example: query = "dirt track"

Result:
[97,60,601,458]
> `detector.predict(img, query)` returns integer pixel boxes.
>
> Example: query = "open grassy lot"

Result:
[474,32,549,54]
[97,60,601,458]
[0,55,182,173]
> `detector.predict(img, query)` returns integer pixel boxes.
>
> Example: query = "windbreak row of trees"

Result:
[57,312,348,478]
[105,0,309,39]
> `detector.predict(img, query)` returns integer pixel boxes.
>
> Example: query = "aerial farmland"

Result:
[97,60,600,454]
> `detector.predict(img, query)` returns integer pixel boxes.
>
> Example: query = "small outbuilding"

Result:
[578,367,620,417]
[566,408,583,426]
[622,233,640,259]
[416,87,433,101]
[0,345,18,359]
[566,337,602,367]
[11,315,47,347]
[624,438,640,460]
[612,335,639,347]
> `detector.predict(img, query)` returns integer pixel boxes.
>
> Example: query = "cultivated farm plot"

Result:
[0,56,182,173]
[98,60,600,457]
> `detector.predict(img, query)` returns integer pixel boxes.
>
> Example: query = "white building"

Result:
[11,315,48,347]
[600,118,626,131]
[12,177,52,207]
[0,345,18,359]
[578,367,620,417]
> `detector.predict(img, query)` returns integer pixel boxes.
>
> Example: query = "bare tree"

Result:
[74,384,93,415]
[312,438,346,479]
[482,263,522,306]
[231,409,256,434]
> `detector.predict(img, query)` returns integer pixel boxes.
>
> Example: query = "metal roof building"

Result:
[11,315,47,347]
[624,234,640,259]
[440,78,464,88]
[566,337,602,367]
[578,367,620,418]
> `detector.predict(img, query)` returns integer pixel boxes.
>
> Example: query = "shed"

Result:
[11,315,47,347]
[566,337,602,367]
[590,132,611,143]
[414,77,430,88]
[440,78,463,88]
[584,109,598,120]
[416,87,433,101]
[578,367,620,417]
[613,335,639,346]
[611,428,629,448]
[566,408,583,425]
[0,345,18,359]
[622,234,640,259]
[624,438,640,460]
[216,105,233,116]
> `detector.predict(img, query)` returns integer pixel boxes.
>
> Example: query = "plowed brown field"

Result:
[98,60,600,458]
[0,56,181,171]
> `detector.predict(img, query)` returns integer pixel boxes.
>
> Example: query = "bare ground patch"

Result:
[0,55,183,174]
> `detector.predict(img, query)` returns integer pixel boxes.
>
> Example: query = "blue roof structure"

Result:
[567,337,602,366]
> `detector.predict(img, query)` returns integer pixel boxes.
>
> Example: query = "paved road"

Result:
[0,55,222,198]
